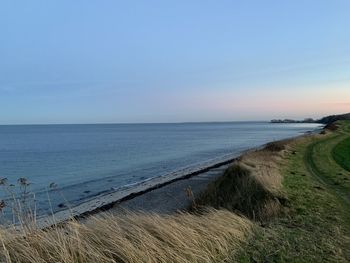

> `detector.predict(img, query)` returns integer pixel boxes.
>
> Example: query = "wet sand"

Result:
[112,164,230,214]
[36,153,240,228]
[35,130,320,228]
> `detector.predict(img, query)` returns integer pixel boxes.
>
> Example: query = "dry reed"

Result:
[0,137,297,262]
[195,140,289,221]
[0,209,252,263]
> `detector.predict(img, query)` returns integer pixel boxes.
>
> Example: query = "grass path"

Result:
[238,121,350,262]
[3,122,350,262]
[304,129,350,204]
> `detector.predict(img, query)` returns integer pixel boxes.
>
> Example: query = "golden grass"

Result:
[240,146,285,195]
[0,209,252,263]
[195,140,293,221]
[0,136,315,262]
[194,163,283,221]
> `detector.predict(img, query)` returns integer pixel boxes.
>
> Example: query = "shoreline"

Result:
[36,152,244,227]
[36,130,321,228]
[5,121,349,262]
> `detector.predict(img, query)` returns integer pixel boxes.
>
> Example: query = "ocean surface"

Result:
[0,122,322,218]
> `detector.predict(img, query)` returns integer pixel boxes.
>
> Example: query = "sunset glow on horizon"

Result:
[1,1,349,124]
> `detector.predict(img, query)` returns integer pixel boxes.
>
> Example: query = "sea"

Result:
[0,122,322,218]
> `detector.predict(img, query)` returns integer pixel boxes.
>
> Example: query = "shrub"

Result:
[194,164,281,221]
[264,141,286,152]
[324,123,339,131]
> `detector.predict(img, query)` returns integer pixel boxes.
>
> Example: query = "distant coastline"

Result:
[270,118,315,124]
[271,112,350,124]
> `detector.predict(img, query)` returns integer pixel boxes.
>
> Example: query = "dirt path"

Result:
[304,123,350,205]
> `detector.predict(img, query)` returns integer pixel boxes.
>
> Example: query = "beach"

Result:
[0,122,322,227]
[36,153,238,227]
[3,120,350,262]
[36,131,307,228]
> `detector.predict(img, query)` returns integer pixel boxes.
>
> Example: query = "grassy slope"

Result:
[238,121,350,262]
[2,122,350,262]
[1,210,252,263]
[333,137,350,173]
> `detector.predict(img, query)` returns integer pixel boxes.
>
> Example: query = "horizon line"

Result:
[0,120,275,126]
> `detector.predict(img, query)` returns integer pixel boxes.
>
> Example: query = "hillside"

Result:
[318,113,350,124]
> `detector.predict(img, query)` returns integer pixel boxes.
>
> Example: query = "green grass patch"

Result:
[237,122,350,262]
[238,141,350,262]
[196,121,350,261]
[333,137,350,172]
[305,135,350,201]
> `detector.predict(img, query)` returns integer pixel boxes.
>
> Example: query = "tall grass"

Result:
[194,164,282,221]
[0,209,251,263]
[0,138,293,262]
[0,177,253,262]
[195,142,288,221]
[0,178,37,228]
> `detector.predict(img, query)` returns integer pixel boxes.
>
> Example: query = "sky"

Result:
[1,0,350,124]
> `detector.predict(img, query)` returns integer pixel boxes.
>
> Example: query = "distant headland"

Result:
[271,112,350,124]
[270,118,315,124]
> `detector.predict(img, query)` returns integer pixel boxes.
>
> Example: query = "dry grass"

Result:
[263,141,286,152]
[0,209,252,263]
[0,136,307,262]
[242,140,294,200]
[239,123,350,261]
[194,164,283,221]
[240,144,287,195]
[195,141,290,221]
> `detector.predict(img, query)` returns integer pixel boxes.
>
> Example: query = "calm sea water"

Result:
[0,122,322,217]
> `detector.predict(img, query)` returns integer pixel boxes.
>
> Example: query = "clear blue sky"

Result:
[1,0,350,124]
